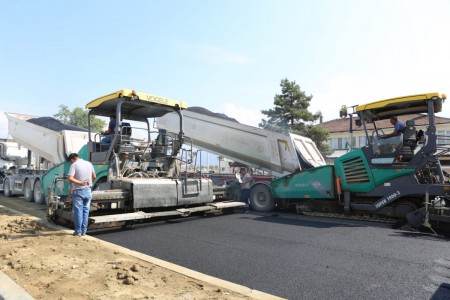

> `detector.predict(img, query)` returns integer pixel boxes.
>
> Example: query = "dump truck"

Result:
[2,115,89,202]
[161,93,450,229]
[28,89,243,229]
[157,108,326,177]
[156,108,326,210]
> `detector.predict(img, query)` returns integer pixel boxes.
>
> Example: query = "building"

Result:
[318,114,450,163]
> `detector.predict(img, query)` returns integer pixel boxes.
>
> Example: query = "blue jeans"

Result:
[101,135,113,144]
[240,188,250,207]
[72,187,92,234]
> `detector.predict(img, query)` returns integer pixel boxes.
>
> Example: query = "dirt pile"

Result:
[0,207,251,300]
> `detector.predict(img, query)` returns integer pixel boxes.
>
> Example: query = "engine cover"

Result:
[111,177,213,209]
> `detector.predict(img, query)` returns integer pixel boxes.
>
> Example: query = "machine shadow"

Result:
[430,283,450,300]
[247,213,363,229]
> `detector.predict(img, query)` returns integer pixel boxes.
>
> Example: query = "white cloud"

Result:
[310,75,367,122]
[306,1,450,124]
[311,72,450,123]
[219,103,264,127]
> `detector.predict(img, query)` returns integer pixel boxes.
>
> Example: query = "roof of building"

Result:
[318,114,450,134]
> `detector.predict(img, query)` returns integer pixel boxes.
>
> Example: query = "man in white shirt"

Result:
[239,167,252,211]
[67,153,96,236]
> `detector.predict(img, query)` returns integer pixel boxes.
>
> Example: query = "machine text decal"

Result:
[374,190,400,209]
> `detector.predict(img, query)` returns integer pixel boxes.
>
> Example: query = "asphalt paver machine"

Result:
[268,93,450,230]
[45,89,243,229]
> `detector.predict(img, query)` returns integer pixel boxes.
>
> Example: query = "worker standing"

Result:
[239,167,252,211]
[67,153,96,236]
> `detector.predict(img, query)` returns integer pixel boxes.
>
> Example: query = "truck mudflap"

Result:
[89,201,245,224]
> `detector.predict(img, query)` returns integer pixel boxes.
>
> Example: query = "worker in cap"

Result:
[383,116,405,139]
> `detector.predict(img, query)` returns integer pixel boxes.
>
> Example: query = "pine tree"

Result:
[260,78,332,156]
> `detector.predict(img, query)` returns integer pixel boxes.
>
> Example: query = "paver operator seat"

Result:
[398,120,417,162]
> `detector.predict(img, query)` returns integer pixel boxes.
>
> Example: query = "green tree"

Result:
[54,105,106,133]
[260,78,333,156]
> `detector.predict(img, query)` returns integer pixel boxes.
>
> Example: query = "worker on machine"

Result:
[101,114,116,144]
[382,116,405,139]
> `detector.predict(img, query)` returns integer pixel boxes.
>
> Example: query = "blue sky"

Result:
[1,0,450,139]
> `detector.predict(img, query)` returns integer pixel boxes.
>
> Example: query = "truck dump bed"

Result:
[5,112,91,164]
[157,109,325,176]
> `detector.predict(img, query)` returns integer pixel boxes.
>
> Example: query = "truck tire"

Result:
[24,179,34,202]
[3,178,12,197]
[249,184,274,212]
[33,179,46,205]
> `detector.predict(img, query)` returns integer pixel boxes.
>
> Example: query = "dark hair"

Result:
[390,116,398,120]
[240,167,247,172]
[68,153,79,161]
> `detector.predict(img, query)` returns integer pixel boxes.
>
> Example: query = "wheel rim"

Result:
[249,185,274,212]
[256,191,267,205]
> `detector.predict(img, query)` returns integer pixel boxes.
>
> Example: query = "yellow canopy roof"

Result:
[86,89,188,121]
[355,93,443,123]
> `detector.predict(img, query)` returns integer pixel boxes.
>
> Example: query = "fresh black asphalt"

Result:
[92,211,450,300]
